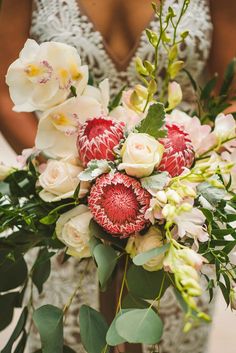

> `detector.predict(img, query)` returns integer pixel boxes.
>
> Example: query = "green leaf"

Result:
[197,182,226,206]
[220,58,236,95]
[183,69,198,92]
[33,346,76,353]
[133,243,170,266]
[13,330,27,353]
[122,293,149,310]
[109,85,126,111]
[200,74,218,100]
[40,213,58,225]
[0,253,28,292]
[93,244,118,289]
[219,282,230,306]
[141,172,169,194]
[0,292,18,331]
[106,309,131,346]
[136,103,167,138]
[79,305,109,353]
[1,307,28,353]
[32,249,52,293]
[127,265,170,300]
[115,308,163,344]
[79,160,112,182]
[33,305,64,353]
[70,85,77,97]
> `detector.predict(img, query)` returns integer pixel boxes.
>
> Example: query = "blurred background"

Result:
[0,131,236,351]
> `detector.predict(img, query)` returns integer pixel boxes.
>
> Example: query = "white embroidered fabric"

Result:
[28,1,214,352]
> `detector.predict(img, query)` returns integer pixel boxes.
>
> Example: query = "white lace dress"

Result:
[28,1,214,352]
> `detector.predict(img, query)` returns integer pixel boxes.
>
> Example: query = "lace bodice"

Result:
[30,0,213,100]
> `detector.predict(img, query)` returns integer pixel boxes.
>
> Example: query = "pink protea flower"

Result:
[158,123,195,177]
[88,172,151,237]
[77,116,125,166]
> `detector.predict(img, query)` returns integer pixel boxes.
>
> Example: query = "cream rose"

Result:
[56,205,92,259]
[118,133,164,178]
[39,159,89,202]
[126,227,164,271]
[6,39,88,112]
[0,163,13,181]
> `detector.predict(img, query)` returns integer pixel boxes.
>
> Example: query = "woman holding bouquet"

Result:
[0,1,236,353]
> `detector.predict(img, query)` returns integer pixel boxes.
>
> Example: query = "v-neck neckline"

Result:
[74,0,158,72]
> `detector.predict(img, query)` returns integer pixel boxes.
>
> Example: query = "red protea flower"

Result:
[77,116,125,166]
[88,172,151,237]
[158,123,195,177]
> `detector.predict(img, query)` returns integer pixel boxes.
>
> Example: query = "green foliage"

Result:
[197,181,226,206]
[0,252,27,292]
[32,248,53,293]
[136,103,167,138]
[108,85,126,111]
[33,305,64,353]
[141,172,169,194]
[127,265,170,300]
[106,310,130,346]
[133,243,170,266]
[79,160,113,182]
[79,305,109,353]
[115,308,163,344]
[0,292,19,331]
[1,307,28,353]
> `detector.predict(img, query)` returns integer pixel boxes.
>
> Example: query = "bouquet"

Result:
[1,1,236,352]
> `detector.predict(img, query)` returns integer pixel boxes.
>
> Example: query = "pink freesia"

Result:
[213,113,236,141]
[16,147,39,169]
[174,207,209,250]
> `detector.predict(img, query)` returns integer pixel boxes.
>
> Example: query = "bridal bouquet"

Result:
[1,1,236,352]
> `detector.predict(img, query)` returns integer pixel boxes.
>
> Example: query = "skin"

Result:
[0,0,236,153]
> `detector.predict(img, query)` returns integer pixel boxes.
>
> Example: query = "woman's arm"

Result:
[0,0,38,153]
[209,0,236,91]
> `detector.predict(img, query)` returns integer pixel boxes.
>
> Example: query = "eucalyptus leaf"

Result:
[33,305,64,353]
[93,244,118,289]
[79,305,109,353]
[122,293,149,310]
[136,103,167,138]
[115,308,163,344]
[197,182,226,205]
[133,243,170,266]
[127,265,170,300]
[106,309,131,346]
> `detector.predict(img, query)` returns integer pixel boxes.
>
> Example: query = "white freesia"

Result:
[6,39,88,112]
[39,159,89,202]
[83,79,110,115]
[118,133,164,178]
[56,205,92,259]
[167,82,182,110]
[126,227,164,271]
[36,95,104,158]
[0,163,14,181]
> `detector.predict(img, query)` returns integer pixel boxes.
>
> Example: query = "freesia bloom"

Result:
[167,82,182,110]
[118,133,164,178]
[6,39,88,112]
[77,116,125,166]
[56,205,92,259]
[174,207,209,249]
[38,159,89,202]
[88,172,151,237]
[126,226,165,271]
[213,113,236,142]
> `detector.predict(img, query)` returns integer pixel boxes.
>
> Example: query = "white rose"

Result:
[56,205,92,259]
[39,159,89,202]
[0,163,13,181]
[118,133,164,178]
[6,39,88,112]
[126,227,164,272]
